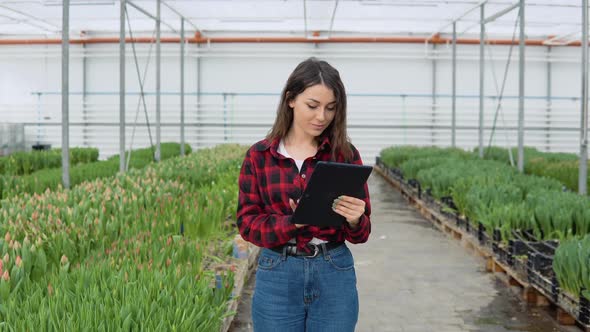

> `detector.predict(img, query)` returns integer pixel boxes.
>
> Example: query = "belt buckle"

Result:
[308,244,320,258]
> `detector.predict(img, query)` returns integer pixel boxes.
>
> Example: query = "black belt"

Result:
[270,242,344,258]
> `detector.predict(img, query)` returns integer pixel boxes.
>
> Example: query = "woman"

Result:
[236,57,371,332]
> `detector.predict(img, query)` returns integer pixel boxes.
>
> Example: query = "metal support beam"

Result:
[126,0,157,20]
[0,4,61,33]
[303,0,308,38]
[460,2,518,36]
[180,18,185,156]
[580,0,589,194]
[127,0,178,34]
[432,44,437,146]
[452,22,457,148]
[82,43,88,147]
[544,30,582,46]
[428,0,488,40]
[484,2,519,24]
[479,4,485,158]
[517,0,525,173]
[155,0,161,162]
[62,0,70,189]
[120,0,126,172]
[327,0,339,39]
[162,1,200,31]
[196,43,201,148]
[546,46,552,151]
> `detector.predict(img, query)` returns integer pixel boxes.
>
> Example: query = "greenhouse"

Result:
[0,0,589,331]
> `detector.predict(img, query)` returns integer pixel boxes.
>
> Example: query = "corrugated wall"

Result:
[0,42,584,163]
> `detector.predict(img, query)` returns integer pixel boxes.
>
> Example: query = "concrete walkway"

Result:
[229,173,573,332]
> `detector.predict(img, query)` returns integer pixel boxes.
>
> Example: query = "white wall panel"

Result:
[0,42,587,163]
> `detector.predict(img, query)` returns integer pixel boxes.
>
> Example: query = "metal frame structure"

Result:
[441,1,525,165]
[441,0,587,193]
[581,0,589,195]
[59,0,196,183]
[119,0,125,173]
[2,1,587,193]
[119,0,196,169]
[62,0,70,188]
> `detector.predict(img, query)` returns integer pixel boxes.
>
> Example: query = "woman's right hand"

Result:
[289,199,306,228]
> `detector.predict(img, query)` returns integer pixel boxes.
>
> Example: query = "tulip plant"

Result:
[380,146,586,242]
[0,143,189,200]
[0,147,98,176]
[381,145,590,303]
[553,235,590,299]
[0,143,247,329]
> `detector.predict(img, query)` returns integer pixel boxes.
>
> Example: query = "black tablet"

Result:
[292,161,373,227]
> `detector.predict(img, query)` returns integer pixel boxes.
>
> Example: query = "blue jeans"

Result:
[252,244,359,332]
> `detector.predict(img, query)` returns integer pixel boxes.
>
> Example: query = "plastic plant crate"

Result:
[492,228,511,267]
[422,188,436,208]
[476,222,490,247]
[527,252,559,302]
[407,179,422,198]
[454,213,466,229]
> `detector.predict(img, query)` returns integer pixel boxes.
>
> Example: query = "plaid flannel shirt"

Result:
[236,136,371,250]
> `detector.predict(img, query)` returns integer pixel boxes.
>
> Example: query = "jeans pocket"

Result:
[328,248,355,271]
[257,251,282,271]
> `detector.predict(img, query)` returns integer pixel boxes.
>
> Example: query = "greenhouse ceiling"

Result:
[0,0,585,44]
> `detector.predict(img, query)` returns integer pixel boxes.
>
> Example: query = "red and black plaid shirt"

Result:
[236,136,371,250]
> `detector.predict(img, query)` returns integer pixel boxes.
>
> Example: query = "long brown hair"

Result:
[267,57,353,161]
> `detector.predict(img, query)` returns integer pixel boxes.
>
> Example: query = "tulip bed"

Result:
[380,145,590,300]
[379,146,589,241]
[0,143,190,201]
[480,146,588,194]
[554,235,590,300]
[0,147,99,176]
[0,143,246,330]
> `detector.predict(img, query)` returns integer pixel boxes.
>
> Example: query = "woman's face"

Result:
[288,84,336,140]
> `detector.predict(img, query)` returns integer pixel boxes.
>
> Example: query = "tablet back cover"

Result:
[293,161,372,227]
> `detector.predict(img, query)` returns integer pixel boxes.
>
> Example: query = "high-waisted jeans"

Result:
[252,244,359,332]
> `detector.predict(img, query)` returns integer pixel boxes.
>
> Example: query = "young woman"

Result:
[236,57,371,332]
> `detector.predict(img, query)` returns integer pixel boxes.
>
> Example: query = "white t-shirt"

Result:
[278,139,327,245]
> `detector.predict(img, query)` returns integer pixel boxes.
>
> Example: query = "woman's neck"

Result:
[284,129,317,149]
[283,129,320,160]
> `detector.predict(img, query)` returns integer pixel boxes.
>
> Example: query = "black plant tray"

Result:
[527,255,559,303]
[454,213,466,229]
[492,239,511,267]
[476,222,490,247]
[406,179,422,198]
[440,195,458,211]
[422,188,437,209]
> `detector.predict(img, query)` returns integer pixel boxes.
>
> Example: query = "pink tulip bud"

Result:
[47,283,54,296]
[2,270,9,282]
[15,256,22,268]
[0,259,3,275]
[4,232,10,243]
[60,255,69,265]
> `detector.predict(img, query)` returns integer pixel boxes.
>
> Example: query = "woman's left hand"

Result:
[332,195,365,228]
